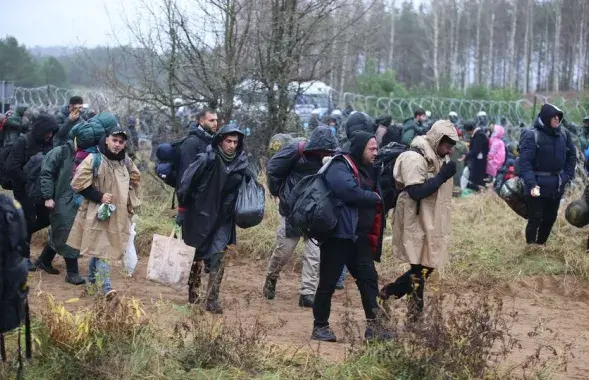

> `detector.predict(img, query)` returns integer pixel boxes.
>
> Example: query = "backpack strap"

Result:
[297,141,305,158]
[341,154,361,185]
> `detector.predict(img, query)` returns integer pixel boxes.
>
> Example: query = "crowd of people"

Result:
[0,95,582,348]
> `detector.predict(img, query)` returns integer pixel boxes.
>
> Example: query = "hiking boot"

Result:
[65,273,86,285]
[365,320,394,342]
[298,294,314,308]
[311,326,337,342]
[205,300,223,315]
[263,276,277,300]
[35,261,60,275]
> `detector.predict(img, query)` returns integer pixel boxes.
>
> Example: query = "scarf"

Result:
[217,147,236,163]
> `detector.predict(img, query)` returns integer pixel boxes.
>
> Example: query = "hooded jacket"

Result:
[5,114,57,189]
[401,117,427,146]
[341,112,375,152]
[392,120,459,268]
[466,127,489,188]
[486,125,506,177]
[2,106,29,146]
[176,124,214,192]
[54,105,88,147]
[323,132,386,261]
[178,124,250,257]
[267,126,338,219]
[519,103,576,199]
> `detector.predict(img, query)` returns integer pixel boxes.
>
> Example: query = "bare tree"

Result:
[507,0,517,89]
[577,0,587,91]
[475,0,483,84]
[486,2,495,87]
[552,0,562,92]
[387,0,396,69]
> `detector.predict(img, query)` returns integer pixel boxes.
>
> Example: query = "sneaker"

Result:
[311,326,337,342]
[65,273,87,285]
[205,300,224,315]
[263,276,277,300]
[35,261,60,275]
[298,294,314,308]
[105,290,118,301]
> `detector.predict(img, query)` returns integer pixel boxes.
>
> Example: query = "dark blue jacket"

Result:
[519,117,576,199]
[323,155,386,261]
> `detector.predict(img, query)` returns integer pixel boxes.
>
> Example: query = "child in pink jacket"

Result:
[487,124,506,178]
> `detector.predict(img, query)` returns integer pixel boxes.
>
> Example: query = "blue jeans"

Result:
[88,257,112,293]
[337,266,348,287]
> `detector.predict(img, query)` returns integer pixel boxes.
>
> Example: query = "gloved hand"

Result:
[438,161,457,182]
[175,210,185,226]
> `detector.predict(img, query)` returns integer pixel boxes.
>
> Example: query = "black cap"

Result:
[110,130,128,140]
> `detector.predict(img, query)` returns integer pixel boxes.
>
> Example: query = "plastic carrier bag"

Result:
[234,177,265,229]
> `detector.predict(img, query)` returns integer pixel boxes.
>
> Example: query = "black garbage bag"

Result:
[235,176,265,229]
[499,177,528,219]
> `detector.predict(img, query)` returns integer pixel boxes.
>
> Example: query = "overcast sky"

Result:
[2,0,421,48]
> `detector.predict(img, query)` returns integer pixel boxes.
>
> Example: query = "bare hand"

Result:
[69,109,80,122]
[530,186,541,197]
[45,199,56,210]
[102,193,113,204]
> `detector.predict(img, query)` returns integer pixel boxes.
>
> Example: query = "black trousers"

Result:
[313,237,379,327]
[13,190,50,258]
[382,264,434,317]
[525,196,560,245]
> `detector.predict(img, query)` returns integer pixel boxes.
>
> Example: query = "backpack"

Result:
[376,142,425,210]
[0,137,29,191]
[0,195,31,371]
[288,155,359,241]
[155,137,188,188]
[24,152,46,205]
[268,133,305,157]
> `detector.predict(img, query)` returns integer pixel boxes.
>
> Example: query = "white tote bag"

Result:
[146,230,194,291]
[123,222,138,276]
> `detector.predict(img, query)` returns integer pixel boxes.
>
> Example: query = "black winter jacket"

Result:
[466,129,489,188]
[178,125,250,258]
[176,125,214,196]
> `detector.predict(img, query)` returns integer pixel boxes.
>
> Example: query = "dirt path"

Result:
[27,254,589,379]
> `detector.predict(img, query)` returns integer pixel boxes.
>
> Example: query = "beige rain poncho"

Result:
[391,120,459,268]
[67,153,141,260]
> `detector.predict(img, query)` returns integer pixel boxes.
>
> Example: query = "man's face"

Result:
[69,103,83,113]
[550,115,560,128]
[220,134,239,156]
[584,122,589,129]
[416,114,426,123]
[200,112,219,133]
[436,140,455,158]
[362,138,378,166]
[106,135,127,154]
[44,132,53,142]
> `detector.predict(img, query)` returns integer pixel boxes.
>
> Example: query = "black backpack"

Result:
[24,152,46,205]
[0,137,29,191]
[288,155,359,241]
[155,136,188,188]
[0,194,31,371]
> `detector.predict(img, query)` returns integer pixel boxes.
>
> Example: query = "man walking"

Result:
[379,121,458,322]
[67,130,141,299]
[264,126,338,307]
[177,124,252,313]
[312,131,390,342]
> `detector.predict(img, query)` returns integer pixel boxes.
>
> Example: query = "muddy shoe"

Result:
[106,290,118,301]
[205,300,223,315]
[35,261,60,275]
[65,273,86,285]
[311,326,337,342]
[298,294,314,308]
[263,276,277,300]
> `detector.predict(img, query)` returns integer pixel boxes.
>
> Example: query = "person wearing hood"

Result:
[448,111,460,125]
[177,124,252,313]
[578,116,589,152]
[341,112,376,151]
[67,130,141,299]
[264,126,338,307]
[486,124,506,179]
[174,109,218,194]
[53,96,86,147]
[2,106,30,147]
[519,104,576,245]
[401,108,428,146]
[379,120,458,322]
[37,135,87,285]
[312,131,392,343]
[463,120,489,191]
[476,111,489,130]
[5,114,58,268]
